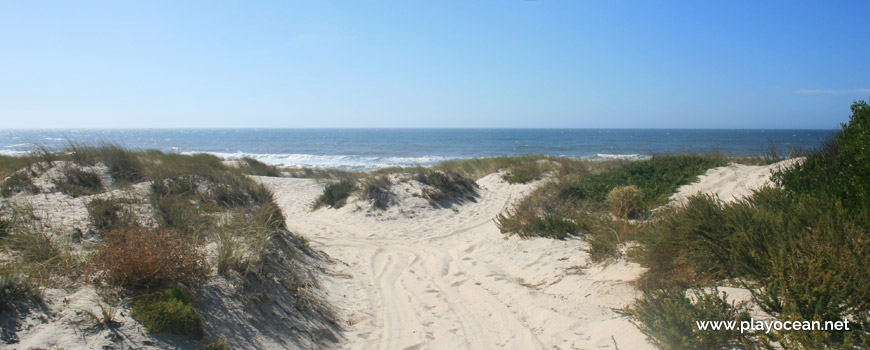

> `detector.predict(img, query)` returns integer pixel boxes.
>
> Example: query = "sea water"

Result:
[0,129,835,171]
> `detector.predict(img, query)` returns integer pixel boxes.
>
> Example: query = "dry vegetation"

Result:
[0,144,337,348]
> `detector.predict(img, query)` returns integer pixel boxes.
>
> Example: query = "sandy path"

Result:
[258,174,651,350]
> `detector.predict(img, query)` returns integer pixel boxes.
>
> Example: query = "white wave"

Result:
[582,153,651,161]
[0,150,30,156]
[184,152,454,171]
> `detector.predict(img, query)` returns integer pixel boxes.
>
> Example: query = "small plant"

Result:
[313,180,357,209]
[92,226,206,289]
[605,185,643,219]
[86,197,134,232]
[623,287,753,350]
[361,175,392,209]
[131,286,203,338]
[503,162,541,184]
[0,270,37,312]
[197,339,231,350]
[240,157,281,177]
[53,166,103,197]
[1,172,39,197]
[83,299,119,327]
[415,169,478,204]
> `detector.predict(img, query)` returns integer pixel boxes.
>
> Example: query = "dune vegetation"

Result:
[0,144,337,348]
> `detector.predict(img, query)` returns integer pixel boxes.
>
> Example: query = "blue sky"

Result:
[1,1,867,129]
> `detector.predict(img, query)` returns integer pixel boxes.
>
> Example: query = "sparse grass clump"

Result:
[361,175,392,209]
[92,226,206,289]
[131,286,203,338]
[0,270,39,312]
[433,155,585,181]
[605,185,643,219]
[313,180,356,209]
[1,172,39,197]
[86,197,135,232]
[239,157,281,177]
[415,169,478,204]
[53,166,103,197]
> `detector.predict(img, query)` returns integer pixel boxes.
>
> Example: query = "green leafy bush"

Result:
[131,286,203,338]
[564,155,726,210]
[625,287,752,350]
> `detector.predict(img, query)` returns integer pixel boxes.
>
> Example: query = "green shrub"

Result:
[624,287,753,350]
[776,99,870,212]
[564,155,726,210]
[632,195,730,287]
[131,286,203,338]
[53,166,103,197]
[605,185,643,219]
[313,180,356,209]
[1,172,39,197]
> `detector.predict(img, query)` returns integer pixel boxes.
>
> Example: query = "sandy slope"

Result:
[669,158,802,205]
[258,173,652,350]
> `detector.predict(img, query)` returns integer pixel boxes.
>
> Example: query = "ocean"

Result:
[0,129,835,171]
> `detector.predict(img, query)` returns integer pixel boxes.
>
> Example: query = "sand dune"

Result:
[258,173,652,350]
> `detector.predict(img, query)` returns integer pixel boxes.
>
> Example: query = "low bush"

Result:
[563,155,726,211]
[0,172,39,197]
[92,226,206,289]
[624,287,753,350]
[605,185,643,219]
[313,180,356,209]
[131,286,203,338]
[53,166,103,197]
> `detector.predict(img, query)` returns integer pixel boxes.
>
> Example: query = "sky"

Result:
[0,0,868,129]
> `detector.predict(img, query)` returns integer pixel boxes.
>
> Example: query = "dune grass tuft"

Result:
[53,166,104,197]
[131,286,203,338]
[313,180,357,209]
[239,157,281,177]
[1,172,40,197]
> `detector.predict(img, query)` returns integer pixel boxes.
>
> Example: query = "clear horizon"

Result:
[1,1,868,129]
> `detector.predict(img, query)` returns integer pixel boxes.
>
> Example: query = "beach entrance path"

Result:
[258,173,651,350]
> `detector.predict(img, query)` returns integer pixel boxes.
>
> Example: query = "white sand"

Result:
[669,158,803,205]
[258,173,652,350]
